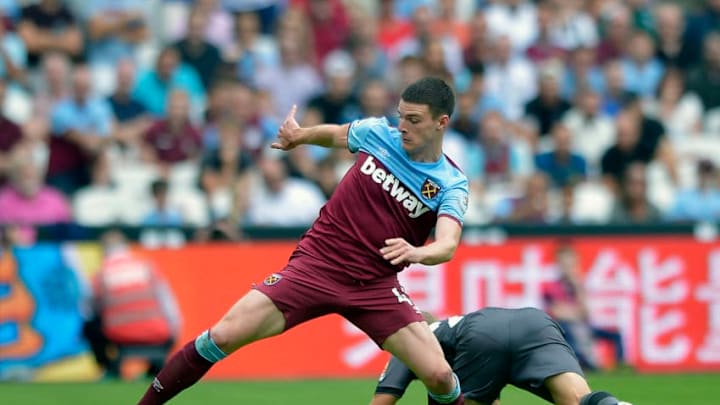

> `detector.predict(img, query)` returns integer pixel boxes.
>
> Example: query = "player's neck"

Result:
[407,146,443,163]
[407,138,444,163]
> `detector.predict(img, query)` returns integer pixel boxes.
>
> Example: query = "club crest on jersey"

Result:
[360,156,431,218]
[263,273,282,286]
[421,178,441,200]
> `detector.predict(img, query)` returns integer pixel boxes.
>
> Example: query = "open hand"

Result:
[271,104,301,151]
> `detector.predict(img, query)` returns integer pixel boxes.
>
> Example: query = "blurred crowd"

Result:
[0,0,719,243]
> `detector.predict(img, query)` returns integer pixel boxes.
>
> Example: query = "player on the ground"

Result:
[136,77,469,405]
[370,307,632,405]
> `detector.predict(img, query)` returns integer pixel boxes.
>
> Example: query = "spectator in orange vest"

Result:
[83,229,181,379]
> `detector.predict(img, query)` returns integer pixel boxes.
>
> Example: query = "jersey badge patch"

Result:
[421,178,441,200]
[263,273,283,286]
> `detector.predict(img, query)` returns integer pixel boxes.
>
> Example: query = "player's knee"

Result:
[426,369,461,404]
[207,322,235,353]
[579,391,621,405]
[422,365,454,392]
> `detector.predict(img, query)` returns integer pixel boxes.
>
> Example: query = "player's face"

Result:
[397,100,446,155]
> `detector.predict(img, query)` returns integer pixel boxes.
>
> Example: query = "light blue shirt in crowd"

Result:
[464,142,529,182]
[562,67,605,99]
[83,0,149,66]
[0,33,26,79]
[666,189,720,222]
[51,97,114,137]
[620,58,665,98]
[142,209,185,227]
[131,64,205,117]
[0,0,20,20]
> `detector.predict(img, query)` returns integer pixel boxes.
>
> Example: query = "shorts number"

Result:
[391,287,412,304]
[392,287,420,313]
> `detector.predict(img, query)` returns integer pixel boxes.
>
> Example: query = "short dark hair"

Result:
[151,179,169,195]
[401,77,455,118]
[620,92,641,110]
[467,63,485,76]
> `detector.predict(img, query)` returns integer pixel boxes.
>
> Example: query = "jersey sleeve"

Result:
[438,184,470,226]
[374,357,416,398]
[347,117,389,153]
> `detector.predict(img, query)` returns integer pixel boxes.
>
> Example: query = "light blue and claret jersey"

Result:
[294,117,470,281]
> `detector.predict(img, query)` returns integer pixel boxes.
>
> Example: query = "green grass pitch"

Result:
[0,373,716,404]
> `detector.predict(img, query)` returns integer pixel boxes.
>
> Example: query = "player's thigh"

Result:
[344,280,450,388]
[382,321,452,388]
[544,372,591,405]
[210,289,286,353]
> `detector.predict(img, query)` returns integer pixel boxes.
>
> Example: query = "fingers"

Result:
[384,250,407,265]
[272,105,298,151]
[390,255,408,266]
[381,247,405,261]
[385,238,408,246]
[380,238,420,266]
[380,239,405,255]
[380,240,409,262]
[285,104,297,122]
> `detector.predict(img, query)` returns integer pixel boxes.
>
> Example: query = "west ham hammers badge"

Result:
[421,178,441,200]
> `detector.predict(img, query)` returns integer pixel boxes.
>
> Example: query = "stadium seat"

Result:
[167,161,200,190]
[72,188,124,226]
[672,136,720,166]
[646,161,676,214]
[117,189,154,226]
[168,186,210,227]
[110,160,159,197]
[3,86,33,124]
[676,157,700,190]
[705,108,720,135]
[485,183,523,206]
[159,0,189,43]
[572,181,613,223]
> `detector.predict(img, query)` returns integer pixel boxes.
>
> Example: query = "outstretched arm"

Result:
[381,216,462,266]
[271,105,350,151]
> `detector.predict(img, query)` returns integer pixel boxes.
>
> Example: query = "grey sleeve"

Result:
[374,356,417,398]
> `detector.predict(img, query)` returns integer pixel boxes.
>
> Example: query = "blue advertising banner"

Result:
[0,244,87,379]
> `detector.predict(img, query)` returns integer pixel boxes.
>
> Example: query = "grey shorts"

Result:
[453,307,584,403]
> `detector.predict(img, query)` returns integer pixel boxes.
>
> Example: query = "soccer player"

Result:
[371,308,631,405]
[136,77,469,405]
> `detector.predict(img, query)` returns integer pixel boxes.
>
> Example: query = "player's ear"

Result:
[437,114,450,131]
